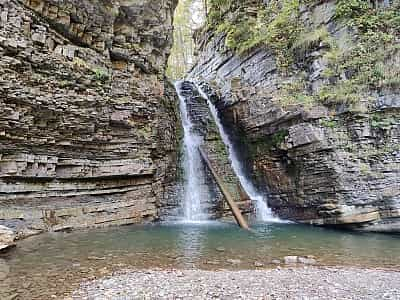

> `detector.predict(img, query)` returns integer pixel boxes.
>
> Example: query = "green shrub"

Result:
[320,118,338,129]
[94,68,110,82]
[211,0,303,71]
[292,27,331,58]
[335,0,371,19]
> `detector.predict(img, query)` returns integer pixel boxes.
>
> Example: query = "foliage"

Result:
[370,114,397,129]
[292,27,331,58]
[318,0,400,104]
[271,129,289,147]
[167,0,205,80]
[249,129,289,156]
[319,118,338,129]
[278,75,315,108]
[335,0,371,19]
[94,68,110,82]
[207,0,400,106]
[210,0,303,71]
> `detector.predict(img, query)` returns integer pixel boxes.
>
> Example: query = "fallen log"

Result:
[199,146,250,230]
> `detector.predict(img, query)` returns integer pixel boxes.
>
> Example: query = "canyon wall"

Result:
[190,0,400,232]
[0,0,179,237]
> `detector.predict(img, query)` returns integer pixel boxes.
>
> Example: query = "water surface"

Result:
[1,222,399,299]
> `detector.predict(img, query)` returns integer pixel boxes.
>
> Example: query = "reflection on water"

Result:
[1,222,399,299]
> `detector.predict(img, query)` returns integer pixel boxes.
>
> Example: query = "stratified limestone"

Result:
[0,0,179,237]
[190,0,400,232]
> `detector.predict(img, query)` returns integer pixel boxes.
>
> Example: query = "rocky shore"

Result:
[72,267,400,300]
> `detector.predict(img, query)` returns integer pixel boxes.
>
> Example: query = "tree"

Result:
[167,0,206,80]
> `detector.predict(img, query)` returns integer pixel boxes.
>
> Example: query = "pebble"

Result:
[226,259,241,265]
[72,267,400,300]
[298,257,317,265]
[87,257,106,261]
[253,261,264,267]
[271,259,281,264]
[284,256,298,264]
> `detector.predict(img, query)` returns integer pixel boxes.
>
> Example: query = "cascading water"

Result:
[197,84,280,222]
[175,81,208,221]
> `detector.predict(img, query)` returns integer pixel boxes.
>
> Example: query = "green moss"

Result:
[277,73,318,107]
[320,118,338,129]
[370,114,397,130]
[271,129,289,146]
[261,0,302,70]
[249,129,289,156]
[93,68,110,82]
[295,0,400,106]
[213,140,229,157]
[292,27,332,58]
[335,0,371,19]
[317,80,363,105]
[209,0,400,107]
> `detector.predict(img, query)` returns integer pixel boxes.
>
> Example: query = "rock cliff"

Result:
[0,0,179,237]
[190,0,400,232]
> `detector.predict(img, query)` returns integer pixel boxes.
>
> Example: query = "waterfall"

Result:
[197,84,280,223]
[175,81,208,221]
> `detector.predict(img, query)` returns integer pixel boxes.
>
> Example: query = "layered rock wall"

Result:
[190,0,400,232]
[0,0,179,237]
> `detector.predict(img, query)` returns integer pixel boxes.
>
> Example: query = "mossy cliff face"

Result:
[0,0,179,237]
[190,0,400,232]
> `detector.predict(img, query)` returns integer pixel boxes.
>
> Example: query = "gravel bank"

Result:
[73,267,400,299]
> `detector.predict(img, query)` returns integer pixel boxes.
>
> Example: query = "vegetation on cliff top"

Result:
[206,0,400,106]
[320,0,400,104]
[208,0,303,71]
